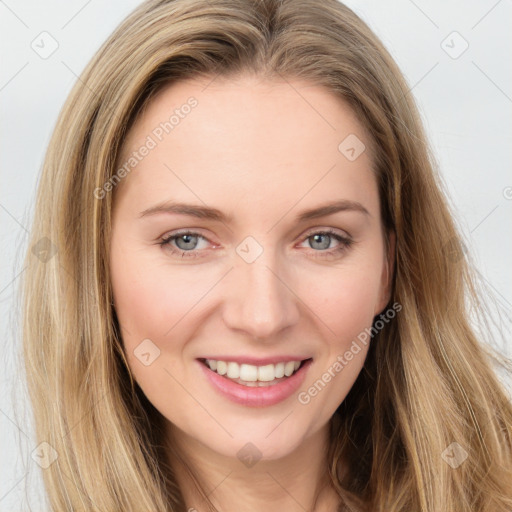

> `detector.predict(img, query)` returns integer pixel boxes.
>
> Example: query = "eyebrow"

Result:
[139,199,370,223]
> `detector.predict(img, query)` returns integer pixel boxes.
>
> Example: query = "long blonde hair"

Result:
[21,0,512,510]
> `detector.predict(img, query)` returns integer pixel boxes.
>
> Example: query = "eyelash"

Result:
[159,228,353,260]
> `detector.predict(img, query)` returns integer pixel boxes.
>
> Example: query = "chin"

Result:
[201,424,308,463]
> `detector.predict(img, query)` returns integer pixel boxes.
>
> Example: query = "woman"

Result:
[21,0,512,510]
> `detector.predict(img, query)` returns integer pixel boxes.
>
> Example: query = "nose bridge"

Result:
[223,239,300,339]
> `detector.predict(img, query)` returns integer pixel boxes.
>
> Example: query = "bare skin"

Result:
[110,73,394,512]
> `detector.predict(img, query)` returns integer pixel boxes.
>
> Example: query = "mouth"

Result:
[197,356,314,407]
[198,357,313,387]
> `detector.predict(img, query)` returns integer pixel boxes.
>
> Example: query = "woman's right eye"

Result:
[159,232,211,258]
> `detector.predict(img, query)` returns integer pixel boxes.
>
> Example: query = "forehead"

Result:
[113,75,379,222]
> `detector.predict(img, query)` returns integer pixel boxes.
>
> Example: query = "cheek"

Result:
[110,246,201,414]
[320,273,376,323]
[110,242,229,402]
[304,256,384,341]
[295,249,384,390]
[294,268,379,415]
[110,244,205,342]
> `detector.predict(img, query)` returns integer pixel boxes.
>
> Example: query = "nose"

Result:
[222,249,300,341]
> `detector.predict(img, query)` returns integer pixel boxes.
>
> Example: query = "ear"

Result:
[375,230,396,316]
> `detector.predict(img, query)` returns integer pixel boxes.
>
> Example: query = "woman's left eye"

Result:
[159,229,353,259]
[298,229,353,258]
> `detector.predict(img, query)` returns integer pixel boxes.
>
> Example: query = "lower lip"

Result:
[197,359,313,407]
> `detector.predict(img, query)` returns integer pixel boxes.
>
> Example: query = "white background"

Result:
[1,1,511,509]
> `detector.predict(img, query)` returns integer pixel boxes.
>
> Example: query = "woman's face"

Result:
[110,74,393,461]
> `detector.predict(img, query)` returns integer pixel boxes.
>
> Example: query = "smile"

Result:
[197,357,313,407]
[202,358,305,385]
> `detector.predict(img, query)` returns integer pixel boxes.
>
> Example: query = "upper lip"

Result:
[198,356,313,366]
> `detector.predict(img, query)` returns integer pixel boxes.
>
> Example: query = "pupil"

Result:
[177,234,196,250]
[312,234,330,250]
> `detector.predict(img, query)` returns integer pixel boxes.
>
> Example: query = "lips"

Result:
[197,357,313,407]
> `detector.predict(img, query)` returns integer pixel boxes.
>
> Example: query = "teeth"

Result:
[216,360,227,375]
[205,359,304,382]
[275,362,285,378]
[258,364,275,382]
[241,364,258,382]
